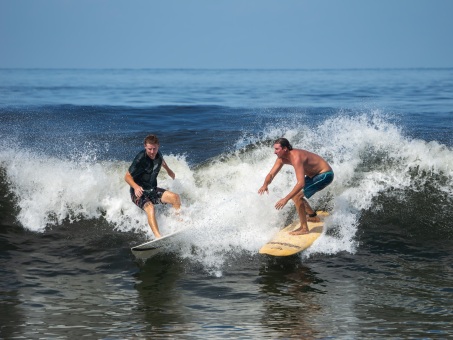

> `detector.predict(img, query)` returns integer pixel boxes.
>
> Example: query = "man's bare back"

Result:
[282,148,332,178]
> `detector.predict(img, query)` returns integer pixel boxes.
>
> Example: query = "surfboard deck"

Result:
[259,211,329,256]
[131,228,188,259]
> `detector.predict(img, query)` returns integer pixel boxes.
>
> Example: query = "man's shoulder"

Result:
[291,148,308,160]
[134,149,146,158]
[131,149,147,164]
[292,148,307,154]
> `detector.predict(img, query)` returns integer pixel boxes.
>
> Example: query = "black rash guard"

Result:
[128,150,163,191]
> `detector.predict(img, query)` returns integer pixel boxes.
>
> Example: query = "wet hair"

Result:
[144,134,160,145]
[274,137,293,150]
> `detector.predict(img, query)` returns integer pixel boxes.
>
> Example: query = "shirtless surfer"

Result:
[258,138,334,235]
[125,134,181,238]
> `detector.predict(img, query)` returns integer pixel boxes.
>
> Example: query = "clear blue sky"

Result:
[1,0,452,69]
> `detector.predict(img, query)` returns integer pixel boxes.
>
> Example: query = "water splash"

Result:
[1,112,452,273]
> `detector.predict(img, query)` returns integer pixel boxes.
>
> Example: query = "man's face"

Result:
[144,143,159,159]
[274,143,286,158]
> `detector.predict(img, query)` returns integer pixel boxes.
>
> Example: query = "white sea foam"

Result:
[1,112,452,272]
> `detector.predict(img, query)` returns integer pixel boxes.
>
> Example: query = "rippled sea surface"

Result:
[1,68,452,338]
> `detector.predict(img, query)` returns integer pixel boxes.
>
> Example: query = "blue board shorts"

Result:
[130,187,166,209]
[303,171,334,199]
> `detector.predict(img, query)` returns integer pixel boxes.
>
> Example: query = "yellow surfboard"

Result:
[259,211,329,256]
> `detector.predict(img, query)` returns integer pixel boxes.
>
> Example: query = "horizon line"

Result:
[1,66,452,71]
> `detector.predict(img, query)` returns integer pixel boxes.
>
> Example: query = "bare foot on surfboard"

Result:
[289,228,310,236]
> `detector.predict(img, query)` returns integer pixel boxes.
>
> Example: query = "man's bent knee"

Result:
[292,192,304,205]
[172,193,181,209]
[143,202,155,213]
[162,191,181,208]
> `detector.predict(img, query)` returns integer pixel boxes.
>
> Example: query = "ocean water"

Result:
[0,68,452,339]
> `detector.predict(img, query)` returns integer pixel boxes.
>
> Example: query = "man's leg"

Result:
[302,171,334,222]
[143,202,162,238]
[161,191,181,210]
[290,192,310,235]
[303,199,320,222]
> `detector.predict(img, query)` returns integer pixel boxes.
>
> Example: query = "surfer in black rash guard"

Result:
[258,138,334,235]
[125,134,181,238]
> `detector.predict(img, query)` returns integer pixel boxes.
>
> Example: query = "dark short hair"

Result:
[144,134,160,145]
[274,138,293,150]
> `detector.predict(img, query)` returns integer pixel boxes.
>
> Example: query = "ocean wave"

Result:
[1,112,452,271]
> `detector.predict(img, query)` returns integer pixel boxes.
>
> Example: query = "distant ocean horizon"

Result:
[1,68,452,338]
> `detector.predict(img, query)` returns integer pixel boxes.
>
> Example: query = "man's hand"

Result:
[134,186,144,198]
[275,198,289,210]
[258,185,268,195]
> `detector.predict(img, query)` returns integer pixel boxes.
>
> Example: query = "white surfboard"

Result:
[131,228,188,259]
